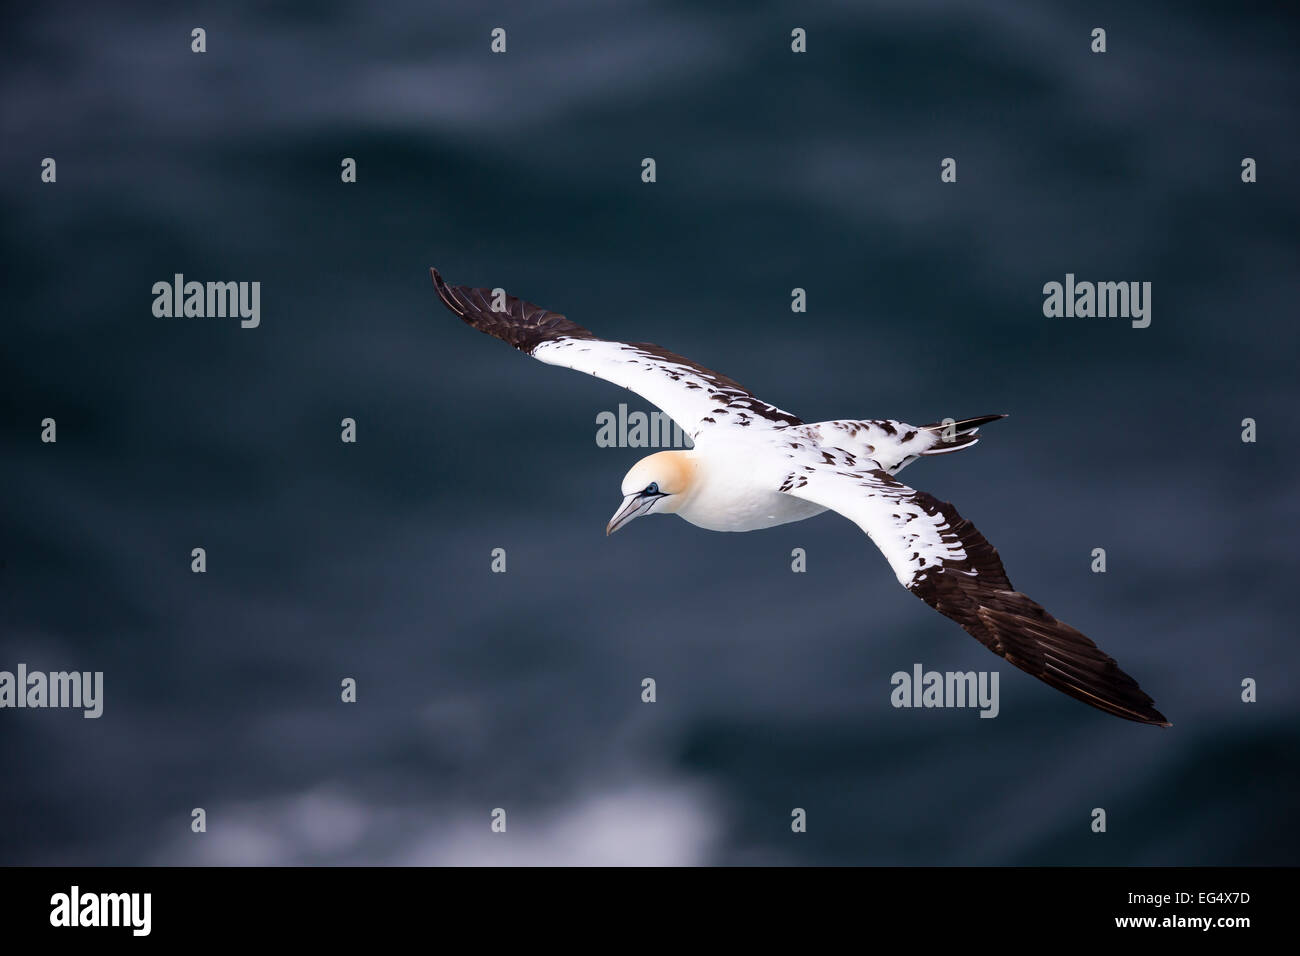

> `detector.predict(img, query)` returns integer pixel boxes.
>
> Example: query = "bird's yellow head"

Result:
[606,451,698,535]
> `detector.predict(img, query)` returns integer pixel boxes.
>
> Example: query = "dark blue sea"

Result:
[2,0,1297,865]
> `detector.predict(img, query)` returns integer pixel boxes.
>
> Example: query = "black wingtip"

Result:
[921,413,1008,435]
[1131,708,1171,728]
[430,267,466,317]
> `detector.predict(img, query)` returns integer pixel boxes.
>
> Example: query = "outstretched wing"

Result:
[776,456,1169,726]
[432,269,801,437]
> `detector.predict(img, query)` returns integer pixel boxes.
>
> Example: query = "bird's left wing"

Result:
[433,269,801,437]
[774,453,1169,726]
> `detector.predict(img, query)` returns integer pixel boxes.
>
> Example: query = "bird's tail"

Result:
[918,414,1007,455]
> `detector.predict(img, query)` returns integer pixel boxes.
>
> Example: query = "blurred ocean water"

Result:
[1,0,1298,865]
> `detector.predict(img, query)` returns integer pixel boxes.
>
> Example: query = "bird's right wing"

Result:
[432,269,802,438]
[775,455,1169,726]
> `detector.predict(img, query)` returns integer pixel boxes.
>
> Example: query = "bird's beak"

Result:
[606,494,655,536]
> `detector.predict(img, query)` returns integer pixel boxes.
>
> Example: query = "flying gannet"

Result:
[432,268,1169,727]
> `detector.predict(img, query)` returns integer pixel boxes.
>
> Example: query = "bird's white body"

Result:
[672,435,827,532]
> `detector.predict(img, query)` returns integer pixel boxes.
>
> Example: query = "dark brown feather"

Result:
[899,482,1170,726]
[431,268,596,354]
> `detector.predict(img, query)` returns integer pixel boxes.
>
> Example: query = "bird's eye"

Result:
[643,482,659,496]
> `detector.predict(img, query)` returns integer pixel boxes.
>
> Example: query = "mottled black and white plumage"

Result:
[434,268,1169,727]
[433,268,801,437]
